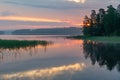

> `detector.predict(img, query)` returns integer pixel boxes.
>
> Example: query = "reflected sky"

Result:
[0,35,120,80]
[0,35,83,64]
[0,0,119,30]
[0,63,86,80]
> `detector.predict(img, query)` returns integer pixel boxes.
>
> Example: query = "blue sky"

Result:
[0,0,119,30]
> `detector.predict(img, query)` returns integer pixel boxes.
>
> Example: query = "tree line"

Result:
[83,4,120,36]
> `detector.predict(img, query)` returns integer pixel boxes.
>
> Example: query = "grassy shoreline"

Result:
[0,39,51,49]
[68,36,120,43]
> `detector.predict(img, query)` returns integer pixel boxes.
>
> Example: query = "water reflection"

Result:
[83,40,120,71]
[0,36,120,80]
[0,40,51,63]
[0,63,86,80]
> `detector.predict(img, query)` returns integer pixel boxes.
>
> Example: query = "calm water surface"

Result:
[0,35,120,80]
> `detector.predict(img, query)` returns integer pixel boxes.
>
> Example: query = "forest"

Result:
[83,4,120,36]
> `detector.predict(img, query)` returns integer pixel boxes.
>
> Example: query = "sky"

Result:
[0,0,119,30]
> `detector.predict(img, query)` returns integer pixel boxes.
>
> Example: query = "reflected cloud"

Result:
[0,63,86,80]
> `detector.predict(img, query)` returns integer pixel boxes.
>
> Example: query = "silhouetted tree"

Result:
[83,15,92,36]
[83,4,120,36]
[103,5,118,36]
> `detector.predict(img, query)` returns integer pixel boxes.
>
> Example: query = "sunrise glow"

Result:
[0,0,120,80]
[0,16,64,23]
[0,0,118,29]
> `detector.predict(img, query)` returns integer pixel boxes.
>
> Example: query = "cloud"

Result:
[0,11,16,16]
[0,20,70,26]
[68,0,86,3]
[107,0,120,6]
[1,0,119,30]
[3,0,86,10]
[0,20,70,30]
[0,16,64,23]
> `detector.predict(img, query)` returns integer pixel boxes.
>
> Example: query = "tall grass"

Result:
[0,39,51,49]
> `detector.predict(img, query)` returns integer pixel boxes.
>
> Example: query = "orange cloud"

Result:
[0,16,83,27]
[0,16,64,23]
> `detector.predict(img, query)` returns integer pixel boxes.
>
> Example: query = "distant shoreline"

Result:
[68,36,120,43]
[12,27,82,35]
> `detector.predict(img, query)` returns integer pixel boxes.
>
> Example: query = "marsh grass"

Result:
[0,39,51,49]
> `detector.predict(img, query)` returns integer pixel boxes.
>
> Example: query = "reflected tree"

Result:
[83,40,120,71]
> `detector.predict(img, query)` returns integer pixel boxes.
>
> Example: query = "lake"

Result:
[0,35,120,80]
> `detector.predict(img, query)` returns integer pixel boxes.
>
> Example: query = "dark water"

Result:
[0,35,120,80]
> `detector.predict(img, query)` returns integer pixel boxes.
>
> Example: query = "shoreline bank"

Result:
[68,36,120,43]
